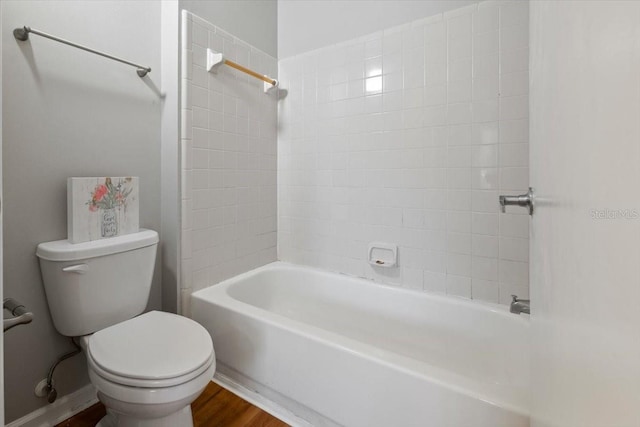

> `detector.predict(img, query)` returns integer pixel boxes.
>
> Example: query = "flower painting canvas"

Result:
[67,177,139,243]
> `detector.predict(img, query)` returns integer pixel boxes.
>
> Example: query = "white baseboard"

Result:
[212,366,345,427]
[213,372,312,427]
[6,384,98,427]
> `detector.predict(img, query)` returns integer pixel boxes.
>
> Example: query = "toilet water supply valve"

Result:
[35,338,82,403]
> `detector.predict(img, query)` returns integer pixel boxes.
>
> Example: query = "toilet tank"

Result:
[36,229,159,337]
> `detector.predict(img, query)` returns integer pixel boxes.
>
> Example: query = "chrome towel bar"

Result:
[13,26,151,77]
[4,298,34,332]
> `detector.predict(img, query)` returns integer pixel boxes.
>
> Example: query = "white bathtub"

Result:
[192,262,529,427]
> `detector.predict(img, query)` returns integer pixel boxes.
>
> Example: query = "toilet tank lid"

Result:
[36,229,159,261]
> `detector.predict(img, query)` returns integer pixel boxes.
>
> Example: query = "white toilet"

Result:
[36,229,215,427]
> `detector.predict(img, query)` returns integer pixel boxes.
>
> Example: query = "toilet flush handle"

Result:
[62,264,89,274]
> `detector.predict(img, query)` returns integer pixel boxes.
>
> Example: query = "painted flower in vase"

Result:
[87,178,133,238]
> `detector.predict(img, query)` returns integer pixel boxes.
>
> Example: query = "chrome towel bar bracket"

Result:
[4,298,34,332]
[13,26,151,77]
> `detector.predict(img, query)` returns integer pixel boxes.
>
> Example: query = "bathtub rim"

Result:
[191,261,530,417]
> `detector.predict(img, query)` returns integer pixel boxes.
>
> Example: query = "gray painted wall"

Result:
[278,0,479,58]
[180,0,278,57]
[2,1,162,421]
[0,4,4,423]
[160,0,181,315]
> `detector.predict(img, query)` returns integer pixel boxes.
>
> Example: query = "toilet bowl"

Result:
[81,311,215,427]
[36,230,216,426]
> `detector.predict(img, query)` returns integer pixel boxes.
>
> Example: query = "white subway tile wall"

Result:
[277,1,529,304]
[180,11,278,306]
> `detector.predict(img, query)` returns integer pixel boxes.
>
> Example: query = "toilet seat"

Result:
[87,311,214,388]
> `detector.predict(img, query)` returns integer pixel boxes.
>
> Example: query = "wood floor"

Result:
[55,381,289,427]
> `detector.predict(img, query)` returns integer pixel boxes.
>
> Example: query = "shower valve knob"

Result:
[499,187,534,215]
